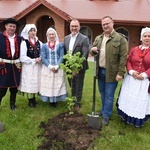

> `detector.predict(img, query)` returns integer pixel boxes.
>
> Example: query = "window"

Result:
[116,27,129,41]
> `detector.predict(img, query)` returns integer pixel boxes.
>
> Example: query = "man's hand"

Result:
[90,47,99,54]
[116,75,123,81]
[72,71,77,76]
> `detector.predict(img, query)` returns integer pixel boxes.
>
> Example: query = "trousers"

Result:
[98,68,118,118]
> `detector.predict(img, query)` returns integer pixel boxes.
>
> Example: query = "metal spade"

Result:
[87,56,101,130]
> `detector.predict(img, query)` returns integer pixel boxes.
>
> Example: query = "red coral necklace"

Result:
[28,37,36,47]
[48,41,56,50]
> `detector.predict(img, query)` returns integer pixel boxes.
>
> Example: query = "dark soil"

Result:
[37,112,100,150]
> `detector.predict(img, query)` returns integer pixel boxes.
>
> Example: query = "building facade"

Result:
[0,0,150,50]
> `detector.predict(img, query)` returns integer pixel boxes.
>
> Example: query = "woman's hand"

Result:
[136,74,144,80]
[51,68,58,73]
[132,71,139,79]
[35,57,41,63]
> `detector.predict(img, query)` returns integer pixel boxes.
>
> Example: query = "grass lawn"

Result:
[0,61,150,150]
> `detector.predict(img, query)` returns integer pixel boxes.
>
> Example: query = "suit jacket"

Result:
[64,33,89,71]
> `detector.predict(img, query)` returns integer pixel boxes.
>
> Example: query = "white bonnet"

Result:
[140,27,150,41]
[21,24,37,39]
[46,27,59,42]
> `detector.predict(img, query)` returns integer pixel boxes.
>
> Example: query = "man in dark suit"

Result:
[64,18,89,109]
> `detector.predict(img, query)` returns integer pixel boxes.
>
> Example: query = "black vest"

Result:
[25,40,40,58]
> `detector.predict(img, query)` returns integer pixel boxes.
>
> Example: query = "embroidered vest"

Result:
[25,40,40,58]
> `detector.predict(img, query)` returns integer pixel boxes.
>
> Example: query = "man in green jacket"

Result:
[90,16,128,126]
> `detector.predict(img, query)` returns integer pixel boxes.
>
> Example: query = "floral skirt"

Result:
[39,65,68,102]
[18,63,41,93]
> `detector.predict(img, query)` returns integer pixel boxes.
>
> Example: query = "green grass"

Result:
[0,62,150,150]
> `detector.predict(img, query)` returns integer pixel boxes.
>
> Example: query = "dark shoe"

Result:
[28,101,34,108]
[10,104,17,110]
[28,98,36,108]
[102,118,109,126]
[53,102,57,107]
[50,102,57,108]
[10,93,17,110]
[74,103,80,112]
[32,98,37,107]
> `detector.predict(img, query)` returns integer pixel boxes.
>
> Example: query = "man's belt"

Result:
[0,58,20,64]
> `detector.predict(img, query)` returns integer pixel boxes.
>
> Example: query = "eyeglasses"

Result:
[70,25,79,28]
[102,21,112,27]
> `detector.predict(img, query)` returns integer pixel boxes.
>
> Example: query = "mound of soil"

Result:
[37,112,100,150]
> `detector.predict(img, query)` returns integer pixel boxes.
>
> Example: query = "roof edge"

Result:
[14,0,72,21]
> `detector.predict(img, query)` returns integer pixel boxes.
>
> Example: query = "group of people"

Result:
[1,16,150,129]
[90,16,150,128]
[0,18,89,112]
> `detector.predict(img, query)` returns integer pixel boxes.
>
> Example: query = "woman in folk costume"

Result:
[18,24,42,108]
[118,27,150,127]
[40,27,67,107]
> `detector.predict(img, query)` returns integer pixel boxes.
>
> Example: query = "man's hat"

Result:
[3,18,19,26]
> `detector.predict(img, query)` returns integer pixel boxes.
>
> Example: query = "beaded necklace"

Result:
[48,41,56,50]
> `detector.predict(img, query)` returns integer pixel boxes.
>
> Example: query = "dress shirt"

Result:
[8,34,15,57]
[69,33,78,51]
[99,35,109,68]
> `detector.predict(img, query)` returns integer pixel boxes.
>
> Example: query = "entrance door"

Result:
[37,16,55,43]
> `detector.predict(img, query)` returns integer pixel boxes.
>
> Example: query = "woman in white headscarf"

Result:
[118,27,150,127]
[40,27,67,107]
[18,24,42,108]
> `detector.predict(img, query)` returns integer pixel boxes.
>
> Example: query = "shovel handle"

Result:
[92,57,97,113]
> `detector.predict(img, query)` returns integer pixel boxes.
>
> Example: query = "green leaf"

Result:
[60,50,85,79]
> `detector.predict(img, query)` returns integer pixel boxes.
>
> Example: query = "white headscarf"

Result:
[140,27,150,41]
[21,24,37,39]
[46,27,59,42]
